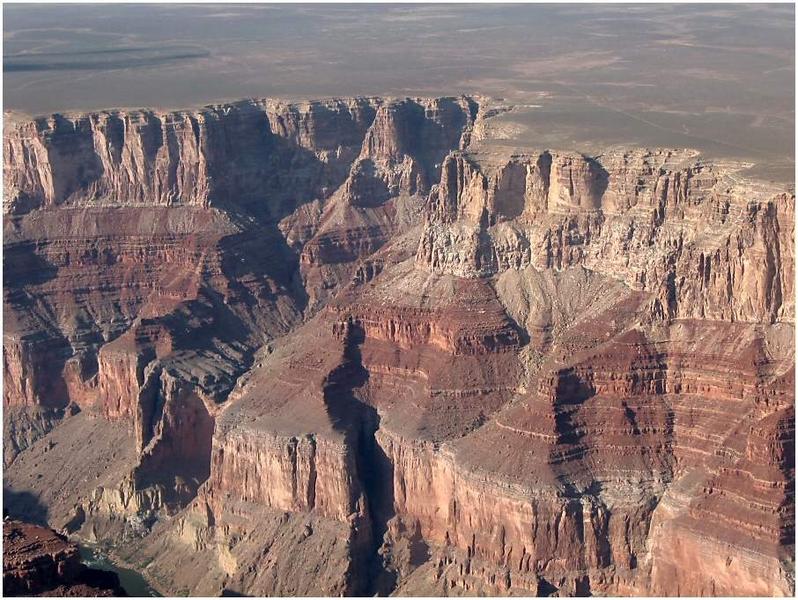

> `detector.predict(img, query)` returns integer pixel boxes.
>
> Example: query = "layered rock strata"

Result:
[3,95,794,597]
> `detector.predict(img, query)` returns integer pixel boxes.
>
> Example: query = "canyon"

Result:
[2,95,794,596]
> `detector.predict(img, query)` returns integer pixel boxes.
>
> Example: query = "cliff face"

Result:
[419,149,793,323]
[3,98,379,213]
[374,323,793,596]
[3,95,794,597]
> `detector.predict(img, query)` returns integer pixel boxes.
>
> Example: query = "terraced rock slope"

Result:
[3,95,794,596]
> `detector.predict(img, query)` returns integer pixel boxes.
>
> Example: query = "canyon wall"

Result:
[3,96,793,597]
[418,149,793,323]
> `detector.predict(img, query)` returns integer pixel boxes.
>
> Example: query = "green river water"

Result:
[78,545,160,597]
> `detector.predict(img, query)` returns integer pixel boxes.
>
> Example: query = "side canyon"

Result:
[2,95,794,596]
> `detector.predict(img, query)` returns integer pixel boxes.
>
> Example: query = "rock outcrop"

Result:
[3,95,794,597]
[3,519,125,596]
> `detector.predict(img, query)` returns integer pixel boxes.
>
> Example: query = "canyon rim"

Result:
[2,3,795,599]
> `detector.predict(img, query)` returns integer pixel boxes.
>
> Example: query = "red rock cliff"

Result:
[3,96,793,597]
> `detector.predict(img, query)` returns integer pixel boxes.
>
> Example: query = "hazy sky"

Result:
[3,3,794,182]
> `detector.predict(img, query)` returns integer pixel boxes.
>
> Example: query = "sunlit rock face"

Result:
[3,95,793,597]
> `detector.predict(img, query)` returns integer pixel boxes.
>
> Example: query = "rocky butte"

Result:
[2,95,794,596]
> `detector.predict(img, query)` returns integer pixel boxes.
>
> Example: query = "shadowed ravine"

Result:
[323,320,397,596]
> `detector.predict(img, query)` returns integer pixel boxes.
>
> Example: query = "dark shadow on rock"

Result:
[345,159,391,208]
[3,243,59,287]
[553,369,594,445]
[3,487,49,525]
[217,223,309,316]
[323,319,397,596]
[585,155,610,207]
[537,576,559,596]
[407,519,431,567]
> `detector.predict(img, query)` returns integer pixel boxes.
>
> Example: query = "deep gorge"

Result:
[2,94,794,596]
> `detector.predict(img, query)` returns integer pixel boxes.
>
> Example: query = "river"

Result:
[78,545,160,597]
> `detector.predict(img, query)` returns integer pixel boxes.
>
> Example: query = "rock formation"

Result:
[3,95,794,596]
[3,519,125,596]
